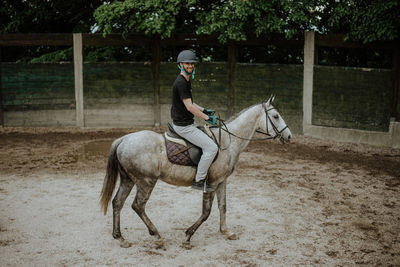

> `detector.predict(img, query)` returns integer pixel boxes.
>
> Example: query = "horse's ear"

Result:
[265,94,275,106]
[265,94,273,105]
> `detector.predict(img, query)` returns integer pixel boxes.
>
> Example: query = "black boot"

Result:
[191,179,214,192]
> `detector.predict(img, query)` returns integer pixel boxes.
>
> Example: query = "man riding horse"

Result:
[99,50,292,249]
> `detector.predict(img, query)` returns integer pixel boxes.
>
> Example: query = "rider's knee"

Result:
[210,142,218,156]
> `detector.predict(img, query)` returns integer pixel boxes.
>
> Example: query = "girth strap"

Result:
[171,145,192,157]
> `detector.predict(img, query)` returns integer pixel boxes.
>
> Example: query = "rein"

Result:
[210,105,288,150]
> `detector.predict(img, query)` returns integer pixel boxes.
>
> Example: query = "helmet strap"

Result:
[178,64,195,79]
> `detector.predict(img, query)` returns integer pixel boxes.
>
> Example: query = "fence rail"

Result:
[0,32,399,148]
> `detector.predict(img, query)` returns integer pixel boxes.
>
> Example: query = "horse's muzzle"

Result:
[279,134,291,144]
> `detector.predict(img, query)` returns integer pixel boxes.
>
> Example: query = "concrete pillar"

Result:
[152,35,161,127]
[227,44,238,117]
[73,33,84,127]
[303,31,315,132]
[390,121,400,148]
[0,47,3,127]
[391,46,400,121]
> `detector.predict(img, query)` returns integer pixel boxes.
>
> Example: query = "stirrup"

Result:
[203,180,214,193]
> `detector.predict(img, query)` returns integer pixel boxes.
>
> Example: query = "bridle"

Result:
[211,102,289,150]
[263,104,289,142]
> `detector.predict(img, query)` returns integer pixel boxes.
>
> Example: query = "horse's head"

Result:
[259,95,292,144]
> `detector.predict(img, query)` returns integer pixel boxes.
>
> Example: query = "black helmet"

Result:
[177,50,197,63]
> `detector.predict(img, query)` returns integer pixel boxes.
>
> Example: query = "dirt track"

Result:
[0,127,399,266]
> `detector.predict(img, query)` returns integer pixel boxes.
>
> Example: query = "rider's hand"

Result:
[203,108,216,116]
[205,115,217,126]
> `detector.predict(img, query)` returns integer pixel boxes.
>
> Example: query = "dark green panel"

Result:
[1,63,74,110]
[313,66,392,131]
[192,63,228,108]
[1,61,391,134]
[83,62,154,105]
[234,63,303,133]
[160,62,179,104]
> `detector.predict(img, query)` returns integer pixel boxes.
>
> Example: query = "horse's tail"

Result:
[100,137,123,215]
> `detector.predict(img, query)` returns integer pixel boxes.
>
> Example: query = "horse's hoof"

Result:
[185,228,193,236]
[119,239,132,248]
[148,229,156,236]
[227,233,238,240]
[221,230,238,240]
[155,240,166,250]
[181,241,193,250]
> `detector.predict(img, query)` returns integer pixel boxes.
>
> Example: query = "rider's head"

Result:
[177,50,197,79]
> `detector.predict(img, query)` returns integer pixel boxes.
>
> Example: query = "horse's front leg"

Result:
[216,179,238,240]
[182,191,215,249]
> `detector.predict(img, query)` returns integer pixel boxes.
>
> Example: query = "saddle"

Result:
[164,123,216,166]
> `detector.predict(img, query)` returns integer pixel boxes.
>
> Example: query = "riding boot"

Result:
[191,175,214,192]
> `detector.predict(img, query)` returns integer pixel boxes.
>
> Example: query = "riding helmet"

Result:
[177,50,197,63]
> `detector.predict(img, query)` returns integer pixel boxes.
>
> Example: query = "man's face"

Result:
[181,62,195,74]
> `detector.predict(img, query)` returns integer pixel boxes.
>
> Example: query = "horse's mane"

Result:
[225,103,260,123]
[225,101,278,123]
[225,101,279,123]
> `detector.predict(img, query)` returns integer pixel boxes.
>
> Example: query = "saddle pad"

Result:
[164,132,187,147]
[164,137,195,166]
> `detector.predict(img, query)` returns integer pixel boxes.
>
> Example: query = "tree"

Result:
[93,0,193,38]
[1,0,104,33]
[2,0,397,64]
[0,0,105,62]
[326,0,400,43]
[93,0,400,44]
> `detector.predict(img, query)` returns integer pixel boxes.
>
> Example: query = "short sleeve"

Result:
[176,80,192,100]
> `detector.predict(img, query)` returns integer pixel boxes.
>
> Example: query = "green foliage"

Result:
[195,0,253,42]
[84,46,152,62]
[331,0,400,43]
[29,48,72,63]
[1,0,104,33]
[2,0,398,64]
[1,0,104,62]
[94,0,185,38]
[93,0,399,44]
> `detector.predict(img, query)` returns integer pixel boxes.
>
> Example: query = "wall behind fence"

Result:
[1,62,75,126]
[0,61,392,136]
[313,66,392,132]
[235,64,303,133]
[83,62,154,127]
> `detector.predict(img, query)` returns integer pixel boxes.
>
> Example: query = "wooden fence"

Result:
[0,32,399,147]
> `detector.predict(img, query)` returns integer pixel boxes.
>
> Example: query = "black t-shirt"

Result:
[171,74,194,126]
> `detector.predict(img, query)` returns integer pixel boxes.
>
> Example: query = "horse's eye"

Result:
[273,115,279,120]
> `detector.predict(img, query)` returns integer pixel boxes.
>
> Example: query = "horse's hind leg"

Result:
[112,167,134,248]
[131,178,164,248]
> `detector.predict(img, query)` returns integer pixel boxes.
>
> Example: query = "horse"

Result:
[100,95,292,249]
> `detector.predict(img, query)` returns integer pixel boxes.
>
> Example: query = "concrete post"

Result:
[0,47,3,127]
[227,44,238,117]
[152,36,161,127]
[73,33,84,127]
[391,46,400,121]
[303,31,315,132]
[390,121,400,148]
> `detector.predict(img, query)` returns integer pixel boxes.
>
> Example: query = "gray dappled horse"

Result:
[100,96,292,249]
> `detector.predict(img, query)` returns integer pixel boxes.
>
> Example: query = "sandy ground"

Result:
[0,127,399,266]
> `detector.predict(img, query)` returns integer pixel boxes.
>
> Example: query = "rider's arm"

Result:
[192,103,204,112]
[182,98,208,120]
